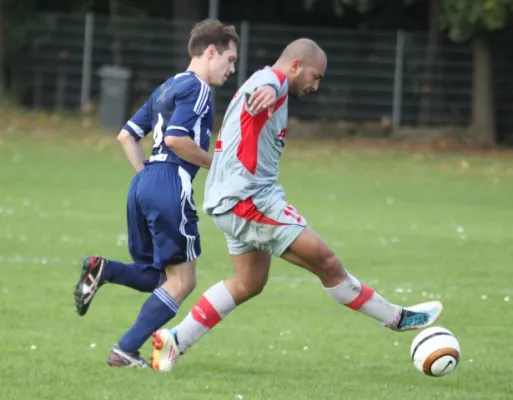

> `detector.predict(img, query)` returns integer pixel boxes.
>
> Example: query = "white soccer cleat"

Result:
[150,329,181,372]
[389,301,444,332]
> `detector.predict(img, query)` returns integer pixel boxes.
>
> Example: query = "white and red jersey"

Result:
[203,67,289,216]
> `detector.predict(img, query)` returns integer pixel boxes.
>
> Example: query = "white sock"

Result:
[323,271,401,326]
[175,281,236,353]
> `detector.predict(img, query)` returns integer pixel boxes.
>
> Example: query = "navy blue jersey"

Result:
[123,71,213,179]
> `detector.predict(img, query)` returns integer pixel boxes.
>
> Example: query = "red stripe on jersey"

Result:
[232,198,285,226]
[236,94,287,174]
[237,106,268,174]
[274,94,288,112]
[346,284,374,311]
[268,68,287,86]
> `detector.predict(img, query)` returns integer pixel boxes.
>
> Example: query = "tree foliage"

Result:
[317,0,513,41]
[441,0,513,41]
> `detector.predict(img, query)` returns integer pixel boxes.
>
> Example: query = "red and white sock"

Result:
[174,281,236,353]
[324,271,401,326]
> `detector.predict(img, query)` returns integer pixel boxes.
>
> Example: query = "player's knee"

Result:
[161,275,196,303]
[163,272,195,289]
[182,274,197,295]
[242,280,266,299]
[232,278,266,301]
[162,263,197,302]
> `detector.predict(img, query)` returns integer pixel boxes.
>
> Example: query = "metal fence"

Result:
[9,12,513,141]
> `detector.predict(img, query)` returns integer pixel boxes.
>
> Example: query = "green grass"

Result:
[1,113,513,399]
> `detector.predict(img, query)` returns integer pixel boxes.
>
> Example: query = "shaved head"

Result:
[273,38,327,99]
[279,38,326,67]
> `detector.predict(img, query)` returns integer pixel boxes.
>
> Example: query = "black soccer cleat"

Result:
[74,256,106,316]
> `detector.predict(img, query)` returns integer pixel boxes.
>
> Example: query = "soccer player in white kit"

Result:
[150,38,443,372]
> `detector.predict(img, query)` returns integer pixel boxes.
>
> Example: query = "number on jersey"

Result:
[153,113,164,149]
[283,205,302,223]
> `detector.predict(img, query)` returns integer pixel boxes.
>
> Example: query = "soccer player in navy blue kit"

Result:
[73,19,239,367]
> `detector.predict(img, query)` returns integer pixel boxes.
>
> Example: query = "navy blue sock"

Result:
[103,260,166,292]
[118,288,179,353]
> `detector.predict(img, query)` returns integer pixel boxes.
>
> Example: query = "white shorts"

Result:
[213,196,307,257]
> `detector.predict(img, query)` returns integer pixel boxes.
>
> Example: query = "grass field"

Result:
[1,111,513,400]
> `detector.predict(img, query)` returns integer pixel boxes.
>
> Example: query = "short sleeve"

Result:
[165,78,211,138]
[122,100,152,141]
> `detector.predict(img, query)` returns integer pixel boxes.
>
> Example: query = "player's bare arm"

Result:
[117,129,146,172]
[165,135,212,169]
[247,85,278,117]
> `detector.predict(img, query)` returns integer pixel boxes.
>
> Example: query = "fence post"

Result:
[237,21,250,88]
[56,52,68,111]
[80,12,94,111]
[208,0,219,19]
[392,29,405,130]
[33,67,43,109]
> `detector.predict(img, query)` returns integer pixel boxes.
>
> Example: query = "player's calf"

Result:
[324,270,443,331]
[323,270,403,326]
[223,251,271,304]
[115,261,196,359]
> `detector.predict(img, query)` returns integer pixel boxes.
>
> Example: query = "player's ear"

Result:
[290,59,302,74]
[205,44,217,60]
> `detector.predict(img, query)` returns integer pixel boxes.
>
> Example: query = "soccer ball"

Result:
[410,326,460,377]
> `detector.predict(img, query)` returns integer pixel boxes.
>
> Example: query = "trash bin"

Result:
[97,65,132,132]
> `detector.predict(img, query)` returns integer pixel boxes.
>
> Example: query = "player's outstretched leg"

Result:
[110,260,196,368]
[151,251,271,372]
[281,226,443,332]
[74,256,166,316]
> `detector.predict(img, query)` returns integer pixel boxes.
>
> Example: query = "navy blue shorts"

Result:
[126,163,200,270]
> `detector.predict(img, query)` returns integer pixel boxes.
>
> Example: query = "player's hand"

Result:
[247,86,277,118]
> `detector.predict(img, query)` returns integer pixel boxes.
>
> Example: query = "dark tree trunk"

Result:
[0,0,6,105]
[471,37,496,145]
[109,0,123,65]
[418,0,442,125]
